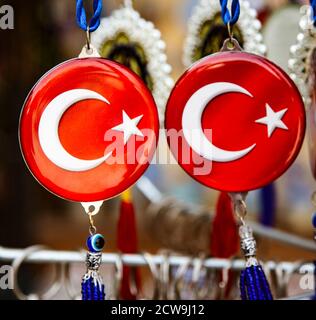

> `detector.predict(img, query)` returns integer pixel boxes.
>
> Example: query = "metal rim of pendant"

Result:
[182,0,266,67]
[91,4,174,124]
[289,5,316,109]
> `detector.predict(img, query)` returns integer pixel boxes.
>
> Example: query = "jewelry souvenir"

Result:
[183,0,266,281]
[91,1,168,298]
[165,0,305,300]
[183,0,266,67]
[19,0,159,300]
[165,45,305,192]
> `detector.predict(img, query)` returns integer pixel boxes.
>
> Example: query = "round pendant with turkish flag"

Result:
[165,51,305,192]
[19,58,159,202]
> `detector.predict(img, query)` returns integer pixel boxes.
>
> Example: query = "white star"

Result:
[255,104,288,138]
[111,110,144,144]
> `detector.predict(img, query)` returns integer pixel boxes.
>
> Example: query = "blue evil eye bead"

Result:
[312,213,316,228]
[87,234,105,253]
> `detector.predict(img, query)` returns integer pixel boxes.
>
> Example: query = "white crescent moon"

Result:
[38,89,112,172]
[182,82,256,162]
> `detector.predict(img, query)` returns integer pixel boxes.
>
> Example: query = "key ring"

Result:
[12,245,64,300]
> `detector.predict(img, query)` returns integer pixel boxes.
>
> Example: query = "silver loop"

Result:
[220,37,243,52]
[81,201,104,216]
[12,245,64,300]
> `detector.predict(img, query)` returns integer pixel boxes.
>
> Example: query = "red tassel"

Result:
[211,192,239,258]
[211,192,239,299]
[117,189,141,300]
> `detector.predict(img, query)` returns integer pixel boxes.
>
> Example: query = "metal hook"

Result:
[142,252,160,300]
[229,192,248,225]
[217,258,238,300]
[227,23,233,41]
[86,26,91,50]
[128,265,141,299]
[12,245,64,300]
[112,254,123,300]
[159,251,170,300]
[191,254,208,300]
[172,257,191,300]
[220,37,243,53]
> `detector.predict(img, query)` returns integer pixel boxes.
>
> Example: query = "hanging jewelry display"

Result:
[182,0,266,67]
[183,0,272,266]
[91,0,173,123]
[165,0,306,300]
[183,0,273,294]
[91,1,164,298]
[289,4,316,108]
[18,0,159,300]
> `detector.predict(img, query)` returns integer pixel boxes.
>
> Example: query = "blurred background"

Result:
[0,0,315,299]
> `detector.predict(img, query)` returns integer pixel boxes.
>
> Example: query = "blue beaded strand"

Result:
[312,212,316,229]
[258,265,273,300]
[253,266,265,300]
[247,267,258,300]
[239,269,247,300]
[81,277,105,301]
[313,261,316,300]
[240,265,273,300]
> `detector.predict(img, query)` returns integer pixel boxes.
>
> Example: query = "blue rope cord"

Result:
[311,0,316,26]
[219,0,240,25]
[76,0,103,32]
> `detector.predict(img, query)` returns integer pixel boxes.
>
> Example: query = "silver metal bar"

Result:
[249,221,316,252]
[137,177,316,252]
[0,247,314,272]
